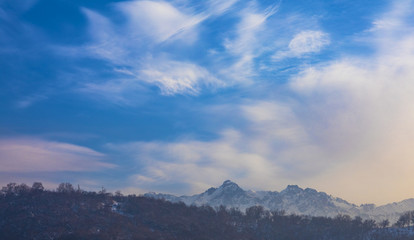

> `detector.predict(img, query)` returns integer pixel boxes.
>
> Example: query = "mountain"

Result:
[144,180,414,223]
[3,186,404,240]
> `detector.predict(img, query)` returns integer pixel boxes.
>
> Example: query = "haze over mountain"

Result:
[145,180,414,223]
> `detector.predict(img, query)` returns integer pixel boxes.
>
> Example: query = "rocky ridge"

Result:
[144,180,414,223]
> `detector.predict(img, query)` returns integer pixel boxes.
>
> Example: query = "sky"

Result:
[1,0,414,205]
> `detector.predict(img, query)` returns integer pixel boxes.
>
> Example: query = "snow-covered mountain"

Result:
[144,180,414,223]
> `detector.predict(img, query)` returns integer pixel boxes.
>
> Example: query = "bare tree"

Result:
[57,182,75,193]
[379,219,389,229]
[32,182,44,192]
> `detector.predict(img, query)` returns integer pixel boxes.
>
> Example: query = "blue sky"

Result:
[1,0,414,205]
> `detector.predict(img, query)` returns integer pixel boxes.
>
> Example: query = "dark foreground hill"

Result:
[1,182,414,240]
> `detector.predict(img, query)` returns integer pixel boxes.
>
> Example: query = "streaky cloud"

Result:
[138,59,224,95]
[0,137,116,172]
[221,3,279,81]
[115,0,205,44]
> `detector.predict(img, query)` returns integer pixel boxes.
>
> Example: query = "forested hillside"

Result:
[1,182,413,240]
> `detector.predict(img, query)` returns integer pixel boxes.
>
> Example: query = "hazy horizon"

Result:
[1,0,414,206]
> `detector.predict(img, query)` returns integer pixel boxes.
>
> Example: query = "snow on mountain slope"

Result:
[144,180,414,223]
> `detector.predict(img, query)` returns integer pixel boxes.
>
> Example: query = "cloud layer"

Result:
[111,0,414,205]
[0,138,115,172]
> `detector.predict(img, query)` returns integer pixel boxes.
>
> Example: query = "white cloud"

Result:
[113,0,240,45]
[288,30,330,55]
[273,30,330,60]
[241,101,308,144]
[74,1,241,99]
[82,8,128,63]
[287,51,414,204]
[0,138,115,172]
[80,59,224,98]
[116,1,205,44]
[285,1,414,204]
[109,100,326,195]
[222,5,278,81]
[370,0,412,33]
[112,128,283,194]
[206,0,239,16]
[138,60,224,95]
[224,11,268,54]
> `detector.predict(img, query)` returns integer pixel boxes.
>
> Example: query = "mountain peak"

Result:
[287,184,301,189]
[282,185,303,194]
[304,187,317,194]
[222,180,237,186]
[205,187,216,195]
[218,180,243,193]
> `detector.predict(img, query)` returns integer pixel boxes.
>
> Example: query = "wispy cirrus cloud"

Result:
[15,94,48,109]
[0,137,115,172]
[115,0,206,44]
[81,8,127,64]
[272,30,330,60]
[205,0,239,16]
[137,60,224,95]
[58,0,328,102]
[79,58,225,101]
[221,4,278,81]
[74,0,240,98]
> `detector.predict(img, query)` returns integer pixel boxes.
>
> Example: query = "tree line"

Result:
[1,182,414,240]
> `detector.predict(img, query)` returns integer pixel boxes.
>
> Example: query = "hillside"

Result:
[1,182,414,239]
